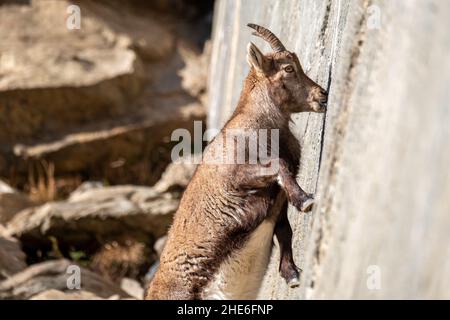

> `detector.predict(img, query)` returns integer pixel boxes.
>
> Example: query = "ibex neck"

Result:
[236,80,290,130]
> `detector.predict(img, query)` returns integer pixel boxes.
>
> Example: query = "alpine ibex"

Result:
[146,24,327,300]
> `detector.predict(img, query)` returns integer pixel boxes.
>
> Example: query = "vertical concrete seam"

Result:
[307,0,372,297]
[317,0,341,182]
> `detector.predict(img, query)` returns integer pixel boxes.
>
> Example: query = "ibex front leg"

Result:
[240,160,310,287]
[239,158,314,212]
[275,200,301,287]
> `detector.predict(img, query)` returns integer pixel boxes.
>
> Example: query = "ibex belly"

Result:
[202,218,276,300]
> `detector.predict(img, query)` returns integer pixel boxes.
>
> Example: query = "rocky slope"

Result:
[0,0,210,188]
[0,160,196,299]
[0,0,210,300]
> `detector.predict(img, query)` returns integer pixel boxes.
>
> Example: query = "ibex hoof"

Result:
[285,270,301,288]
[281,266,302,288]
[292,194,314,212]
[288,277,301,288]
[300,196,314,212]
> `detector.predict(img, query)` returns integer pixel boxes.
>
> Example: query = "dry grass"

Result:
[27,160,56,203]
[90,237,154,282]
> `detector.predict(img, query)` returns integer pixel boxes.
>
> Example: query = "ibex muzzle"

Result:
[146,24,327,300]
[247,23,328,113]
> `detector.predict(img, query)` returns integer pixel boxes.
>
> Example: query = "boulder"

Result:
[30,289,104,300]
[0,180,34,224]
[0,259,128,300]
[0,232,27,280]
[0,0,207,185]
[120,277,144,300]
[178,40,211,105]
[12,97,204,185]
[0,0,143,145]
[0,0,142,91]
[0,224,7,237]
[153,235,168,257]
[153,161,198,193]
[7,185,179,244]
[69,181,105,198]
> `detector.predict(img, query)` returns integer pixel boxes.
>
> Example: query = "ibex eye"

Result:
[284,65,294,73]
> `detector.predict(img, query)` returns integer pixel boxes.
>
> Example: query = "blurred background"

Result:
[0,0,213,300]
[1,0,450,300]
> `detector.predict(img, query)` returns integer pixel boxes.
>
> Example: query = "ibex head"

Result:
[246,23,327,113]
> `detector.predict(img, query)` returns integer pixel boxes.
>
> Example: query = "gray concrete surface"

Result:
[207,0,450,299]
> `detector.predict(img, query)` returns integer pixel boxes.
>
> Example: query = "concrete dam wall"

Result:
[207,0,450,299]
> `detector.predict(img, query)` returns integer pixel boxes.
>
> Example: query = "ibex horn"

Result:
[247,23,286,53]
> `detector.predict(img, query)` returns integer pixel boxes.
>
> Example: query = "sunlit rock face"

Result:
[208,0,450,299]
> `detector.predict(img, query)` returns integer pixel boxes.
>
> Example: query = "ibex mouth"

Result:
[317,89,328,112]
[319,100,327,112]
[313,102,326,113]
[311,94,327,113]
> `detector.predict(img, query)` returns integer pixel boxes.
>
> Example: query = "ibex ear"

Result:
[246,42,267,73]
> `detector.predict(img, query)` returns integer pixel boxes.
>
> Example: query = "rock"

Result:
[0,0,143,145]
[0,0,140,91]
[120,277,144,300]
[0,259,128,300]
[142,235,167,287]
[0,180,34,224]
[12,98,205,184]
[153,235,168,257]
[144,261,160,287]
[0,0,208,185]
[70,181,105,197]
[142,234,167,287]
[154,161,198,193]
[80,1,175,62]
[0,234,27,280]
[178,40,211,104]
[30,289,104,300]
[0,192,27,280]
[0,224,7,238]
[0,180,15,193]
[6,185,179,245]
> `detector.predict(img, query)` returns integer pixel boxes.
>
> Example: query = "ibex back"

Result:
[145,24,327,300]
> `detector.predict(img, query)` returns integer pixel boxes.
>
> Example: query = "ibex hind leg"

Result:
[275,201,302,287]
